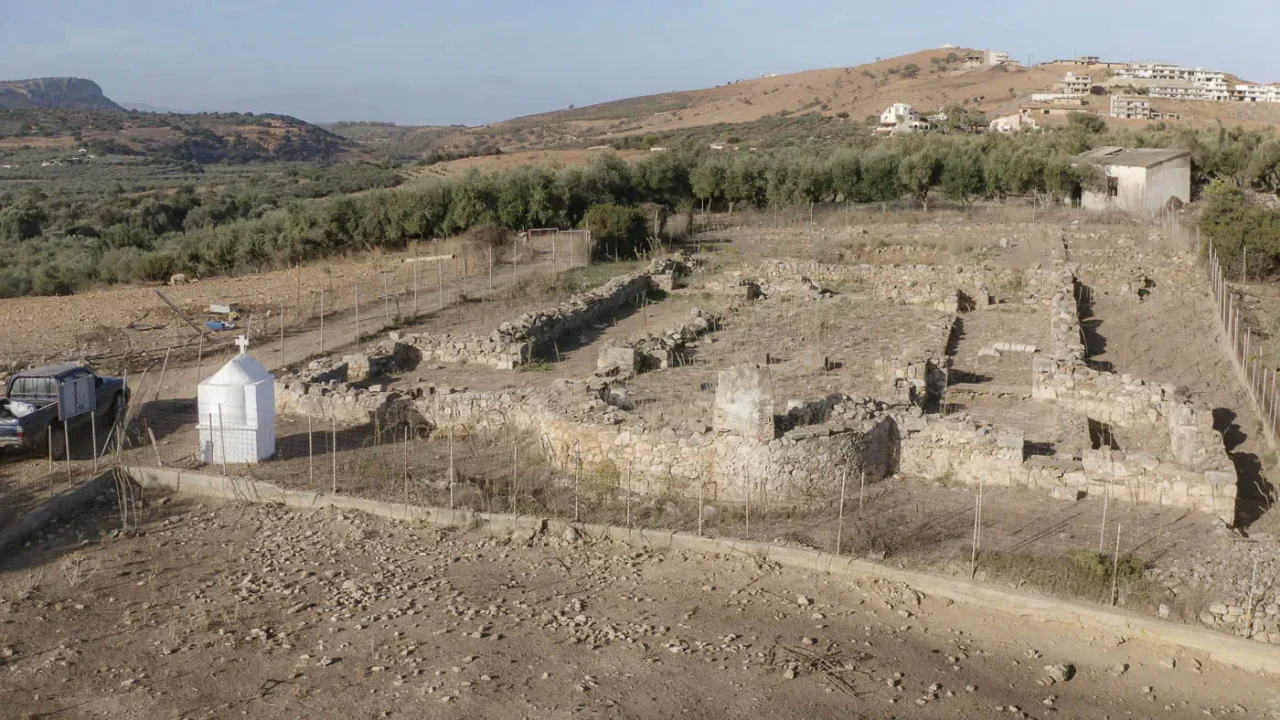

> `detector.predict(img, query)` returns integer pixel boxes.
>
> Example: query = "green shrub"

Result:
[583,203,648,259]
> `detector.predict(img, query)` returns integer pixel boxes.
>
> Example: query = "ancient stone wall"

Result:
[402,256,684,369]
[395,378,899,504]
[902,258,1239,522]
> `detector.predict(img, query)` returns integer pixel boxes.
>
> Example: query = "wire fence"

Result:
[5,209,1278,645]
[45,399,1254,644]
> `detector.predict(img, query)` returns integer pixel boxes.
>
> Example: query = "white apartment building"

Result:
[985,50,1010,66]
[1114,62,1232,102]
[1110,95,1151,119]
[1062,72,1093,97]
[1234,84,1280,102]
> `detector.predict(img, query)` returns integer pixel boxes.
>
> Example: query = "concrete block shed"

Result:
[1073,146,1191,217]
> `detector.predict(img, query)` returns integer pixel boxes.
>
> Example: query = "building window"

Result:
[1107,177,1119,198]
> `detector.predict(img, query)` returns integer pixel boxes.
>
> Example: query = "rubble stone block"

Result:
[713,364,776,442]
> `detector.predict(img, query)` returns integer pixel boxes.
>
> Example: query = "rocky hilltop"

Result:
[0,77,123,110]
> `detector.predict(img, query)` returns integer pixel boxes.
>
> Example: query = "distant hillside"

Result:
[0,108,357,164]
[0,77,123,111]
[350,48,1280,161]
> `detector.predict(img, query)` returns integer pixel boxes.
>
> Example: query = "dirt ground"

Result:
[0,494,1274,720]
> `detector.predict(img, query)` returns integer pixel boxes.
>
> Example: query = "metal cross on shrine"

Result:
[235,334,250,355]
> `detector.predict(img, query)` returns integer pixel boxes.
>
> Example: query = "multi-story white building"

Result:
[1062,72,1093,97]
[1113,62,1231,102]
[985,50,1010,66]
[1110,95,1151,119]
[1233,84,1280,102]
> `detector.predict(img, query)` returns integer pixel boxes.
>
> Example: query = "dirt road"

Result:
[0,495,1274,719]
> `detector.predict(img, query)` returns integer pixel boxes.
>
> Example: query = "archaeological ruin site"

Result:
[4,214,1280,719]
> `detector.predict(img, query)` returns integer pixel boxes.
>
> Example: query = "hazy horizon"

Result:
[5,1,1280,126]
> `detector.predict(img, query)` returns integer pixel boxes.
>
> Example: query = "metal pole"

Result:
[511,443,518,513]
[697,471,704,536]
[858,470,866,511]
[438,258,445,311]
[448,425,455,509]
[384,271,390,323]
[835,469,848,555]
[574,441,581,523]
[625,460,632,530]
[413,263,418,317]
[1100,479,1110,553]
[1246,558,1260,636]
[153,348,171,402]
[320,290,326,354]
[280,302,285,364]
[488,247,493,291]
[90,410,99,471]
[331,417,337,494]
[403,425,410,506]
[308,413,314,488]
[744,469,751,540]
[1110,522,1122,606]
[218,404,228,475]
[195,332,205,382]
[47,425,54,493]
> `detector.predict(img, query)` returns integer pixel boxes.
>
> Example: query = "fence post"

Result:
[154,348,171,403]
[354,285,360,345]
[331,417,337,494]
[403,425,410,506]
[91,411,99,473]
[625,460,632,531]
[835,469,848,555]
[1100,478,1110,553]
[319,290,326,354]
[697,470,704,536]
[1110,522,1122,606]
[438,257,445,311]
[384,271,391,324]
[218,404,228,476]
[448,425,455,509]
[744,469,751,541]
[511,442,518,513]
[574,441,582,523]
[308,413,314,488]
[280,302,285,364]
[1246,558,1260,637]
[488,247,493,291]
[858,470,866,511]
[196,332,205,382]
[47,426,54,495]
[413,263,419,317]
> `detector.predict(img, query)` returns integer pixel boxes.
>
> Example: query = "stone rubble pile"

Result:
[597,308,721,376]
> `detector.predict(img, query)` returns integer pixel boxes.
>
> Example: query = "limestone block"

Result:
[597,346,640,375]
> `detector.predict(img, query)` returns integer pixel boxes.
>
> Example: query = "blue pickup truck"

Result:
[0,364,129,458]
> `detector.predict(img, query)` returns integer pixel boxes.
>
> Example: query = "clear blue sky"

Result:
[3,0,1277,126]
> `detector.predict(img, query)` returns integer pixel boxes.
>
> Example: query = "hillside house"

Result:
[1072,147,1191,216]
[876,103,928,135]
[989,113,1036,133]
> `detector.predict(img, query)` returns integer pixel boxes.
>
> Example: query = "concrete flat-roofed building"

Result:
[1062,72,1093,96]
[1110,95,1152,119]
[989,113,1036,133]
[985,49,1010,66]
[1234,84,1280,102]
[1073,146,1191,216]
